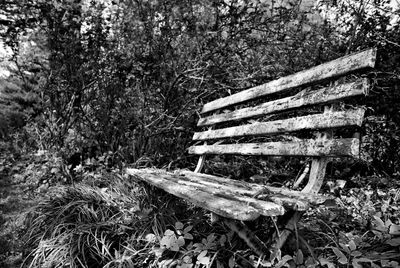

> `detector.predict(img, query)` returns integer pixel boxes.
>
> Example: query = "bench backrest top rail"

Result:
[200,48,376,114]
[197,79,368,127]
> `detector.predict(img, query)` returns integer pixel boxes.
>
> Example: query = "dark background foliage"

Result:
[0,0,399,175]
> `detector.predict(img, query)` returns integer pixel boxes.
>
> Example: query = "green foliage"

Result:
[152,221,235,267]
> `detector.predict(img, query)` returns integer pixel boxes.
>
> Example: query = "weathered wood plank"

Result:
[188,138,360,157]
[156,173,302,212]
[176,170,330,205]
[126,168,285,220]
[201,48,376,114]
[193,108,365,141]
[160,170,326,210]
[198,78,368,126]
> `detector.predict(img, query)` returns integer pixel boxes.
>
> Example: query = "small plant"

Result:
[152,221,235,268]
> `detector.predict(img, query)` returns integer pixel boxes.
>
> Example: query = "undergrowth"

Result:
[21,171,400,268]
[1,147,399,268]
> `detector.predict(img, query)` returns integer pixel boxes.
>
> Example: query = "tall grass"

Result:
[22,182,162,268]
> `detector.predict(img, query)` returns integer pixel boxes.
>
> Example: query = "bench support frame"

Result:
[270,108,333,259]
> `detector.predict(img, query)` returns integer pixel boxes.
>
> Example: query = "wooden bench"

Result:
[127,48,377,257]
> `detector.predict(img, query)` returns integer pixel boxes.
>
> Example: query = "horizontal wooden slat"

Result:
[126,168,285,220]
[194,108,365,141]
[201,48,376,114]
[188,138,360,157]
[198,78,369,127]
[176,170,331,206]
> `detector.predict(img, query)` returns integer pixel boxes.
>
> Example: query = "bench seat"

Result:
[126,168,332,221]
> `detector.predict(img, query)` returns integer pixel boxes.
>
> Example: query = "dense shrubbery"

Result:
[1,0,399,176]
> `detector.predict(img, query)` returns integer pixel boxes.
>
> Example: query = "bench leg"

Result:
[194,154,268,256]
[269,157,328,260]
[223,219,271,257]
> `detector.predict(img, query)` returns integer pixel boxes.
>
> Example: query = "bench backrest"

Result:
[189,49,376,162]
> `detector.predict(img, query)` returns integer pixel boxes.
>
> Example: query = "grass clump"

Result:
[23,182,158,268]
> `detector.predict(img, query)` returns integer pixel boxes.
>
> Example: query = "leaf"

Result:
[319,257,335,268]
[373,216,386,232]
[193,243,203,249]
[177,236,185,247]
[228,256,235,268]
[197,250,210,265]
[175,221,184,230]
[184,233,193,240]
[193,243,204,252]
[170,241,180,252]
[145,233,156,243]
[183,256,192,263]
[332,247,348,265]
[296,249,304,264]
[186,242,193,250]
[339,243,350,254]
[349,240,357,251]
[207,233,216,243]
[276,255,293,268]
[164,229,175,236]
[389,224,400,235]
[160,235,171,248]
[351,251,362,257]
[386,237,400,246]
[160,230,181,251]
[197,256,210,265]
[183,225,193,233]
[198,250,208,259]
[353,257,373,268]
[305,256,316,266]
[152,247,165,258]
